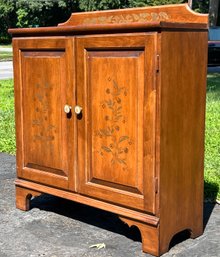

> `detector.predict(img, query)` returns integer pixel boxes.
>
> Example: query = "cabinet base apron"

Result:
[15,180,202,256]
[16,180,161,255]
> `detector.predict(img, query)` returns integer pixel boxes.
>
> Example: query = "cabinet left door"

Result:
[13,38,76,191]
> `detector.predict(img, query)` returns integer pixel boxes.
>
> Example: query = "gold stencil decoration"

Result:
[95,79,132,170]
[32,82,56,152]
[83,12,169,25]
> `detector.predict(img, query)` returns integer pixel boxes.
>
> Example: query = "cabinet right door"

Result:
[76,34,157,213]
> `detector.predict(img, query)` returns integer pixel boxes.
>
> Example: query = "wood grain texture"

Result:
[76,33,157,213]
[15,180,159,226]
[8,22,207,38]
[59,4,208,27]
[16,186,41,211]
[13,37,76,191]
[158,30,208,254]
[11,4,208,256]
[119,216,159,256]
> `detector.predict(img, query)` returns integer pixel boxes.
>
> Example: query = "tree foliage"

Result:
[129,0,186,8]
[15,0,79,27]
[0,0,215,42]
[0,0,16,41]
[192,0,209,13]
[79,0,186,11]
[79,0,130,11]
[209,0,219,26]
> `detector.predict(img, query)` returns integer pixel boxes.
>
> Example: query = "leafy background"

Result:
[0,0,211,43]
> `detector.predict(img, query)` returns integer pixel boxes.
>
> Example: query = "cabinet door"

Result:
[13,38,76,190]
[76,34,157,213]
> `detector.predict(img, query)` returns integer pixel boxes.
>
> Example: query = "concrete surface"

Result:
[0,61,13,80]
[0,47,12,52]
[0,152,219,257]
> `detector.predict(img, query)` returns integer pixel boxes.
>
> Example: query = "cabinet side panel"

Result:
[159,31,207,251]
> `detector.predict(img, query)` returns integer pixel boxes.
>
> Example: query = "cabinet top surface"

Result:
[9,4,208,36]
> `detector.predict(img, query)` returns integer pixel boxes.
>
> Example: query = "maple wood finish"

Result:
[9,4,208,256]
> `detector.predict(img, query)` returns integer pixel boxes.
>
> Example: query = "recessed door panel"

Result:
[76,34,157,212]
[22,52,66,173]
[88,50,144,192]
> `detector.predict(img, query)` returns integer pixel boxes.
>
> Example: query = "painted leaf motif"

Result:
[102,146,112,152]
[96,80,130,170]
[99,129,111,136]
[111,158,116,164]
[119,136,129,143]
[105,99,114,107]
[117,158,127,165]
[113,80,119,90]
[116,111,122,116]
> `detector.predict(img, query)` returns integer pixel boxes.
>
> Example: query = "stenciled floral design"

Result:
[95,79,132,169]
[83,12,169,25]
[32,82,56,148]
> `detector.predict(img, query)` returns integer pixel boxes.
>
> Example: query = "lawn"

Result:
[0,79,15,154]
[0,44,12,48]
[0,44,13,61]
[205,73,220,201]
[0,51,13,61]
[0,77,219,201]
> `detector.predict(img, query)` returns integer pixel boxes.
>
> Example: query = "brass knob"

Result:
[74,105,83,115]
[64,104,72,114]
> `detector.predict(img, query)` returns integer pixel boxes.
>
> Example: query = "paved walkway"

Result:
[0,152,219,257]
[0,47,12,52]
[0,61,13,80]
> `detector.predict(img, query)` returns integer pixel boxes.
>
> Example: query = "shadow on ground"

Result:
[203,181,219,230]
[31,195,142,242]
[31,193,216,250]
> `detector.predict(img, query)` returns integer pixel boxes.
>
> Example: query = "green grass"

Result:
[205,73,220,201]
[0,44,12,61]
[0,79,15,154]
[0,52,13,61]
[0,77,219,201]
[0,44,12,48]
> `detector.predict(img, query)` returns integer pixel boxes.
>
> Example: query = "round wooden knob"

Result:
[64,104,72,114]
[74,105,83,115]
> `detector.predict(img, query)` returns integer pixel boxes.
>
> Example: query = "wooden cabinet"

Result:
[9,4,208,256]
